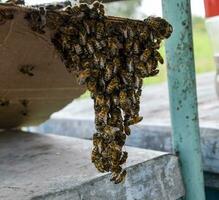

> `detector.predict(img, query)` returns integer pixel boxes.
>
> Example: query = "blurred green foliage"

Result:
[105,0,141,18]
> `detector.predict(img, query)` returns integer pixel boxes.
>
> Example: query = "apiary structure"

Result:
[0,0,208,199]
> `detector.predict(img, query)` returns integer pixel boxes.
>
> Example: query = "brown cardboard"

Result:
[0,5,85,128]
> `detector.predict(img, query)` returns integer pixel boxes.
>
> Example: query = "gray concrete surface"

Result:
[30,119,219,174]
[0,131,184,200]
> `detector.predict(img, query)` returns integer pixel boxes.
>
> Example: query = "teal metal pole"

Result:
[162,0,205,200]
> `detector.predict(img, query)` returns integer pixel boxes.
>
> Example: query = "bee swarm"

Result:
[24,1,172,184]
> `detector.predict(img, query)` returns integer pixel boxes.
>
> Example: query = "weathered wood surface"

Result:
[0,131,184,200]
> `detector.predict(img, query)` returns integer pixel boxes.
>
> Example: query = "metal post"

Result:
[162,0,205,199]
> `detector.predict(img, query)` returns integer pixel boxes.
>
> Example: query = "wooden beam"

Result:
[79,0,127,3]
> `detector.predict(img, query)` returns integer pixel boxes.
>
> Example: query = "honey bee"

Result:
[0,11,6,25]
[82,20,90,34]
[134,75,143,89]
[79,29,87,46]
[45,4,64,11]
[74,43,83,55]
[25,10,42,33]
[151,39,162,49]
[91,148,106,173]
[121,24,128,39]
[91,69,99,79]
[81,59,91,69]
[63,6,73,14]
[104,63,114,82]
[94,94,105,107]
[97,77,105,91]
[87,39,95,55]
[92,1,101,9]
[120,70,133,86]
[108,37,120,56]
[93,133,105,153]
[96,22,105,40]
[61,35,71,50]
[109,141,122,153]
[112,95,120,106]
[128,25,135,38]
[92,1,105,16]
[127,58,134,73]
[133,40,140,55]
[135,61,148,78]
[114,131,126,146]
[39,7,46,27]
[89,6,99,19]
[90,1,104,18]
[93,53,100,65]
[153,50,164,64]
[114,169,127,184]
[146,58,159,76]
[6,0,24,4]
[1,10,14,20]
[46,9,63,30]
[99,5,105,18]
[77,69,91,85]
[93,39,103,51]
[124,39,133,54]
[119,151,128,165]
[127,115,143,126]
[112,58,121,74]
[63,59,73,73]
[110,148,122,164]
[110,166,122,181]
[106,77,120,94]
[163,23,173,39]
[93,159,106,172]
[19,64,35,77]
[96,105,110,123]
[103,125,120,137]
[60,25,78,36]
[100,40,107,48]
[71,5,83,17]
[87,78,97,93]
[109,116,123,131]
[0,99,10,107]
[79,3,90,14]
[71,55,80,70]
[20,99,29,116]
[140,48,152,62]
[99,54,107,69]
[102,159,111,172]
[138,24,149,40]
[149,69,159,76]
[119,90,128,108]
[26,8,46,34]
[123,125,131,136]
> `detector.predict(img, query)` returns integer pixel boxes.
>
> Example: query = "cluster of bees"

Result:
[24,1,172,183]
[0,98,29,116]
[0,99,10,107]
[0,8,14,25]
[19,64,35,76]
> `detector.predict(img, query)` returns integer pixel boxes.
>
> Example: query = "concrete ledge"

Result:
[0,131,184,200]
[30,119,219,174]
